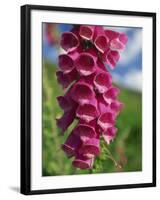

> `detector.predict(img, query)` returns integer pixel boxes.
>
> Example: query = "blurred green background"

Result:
[42,23,142,176]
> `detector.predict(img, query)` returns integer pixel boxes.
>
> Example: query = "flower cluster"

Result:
[56,25,128,169]
[45,24,58,45]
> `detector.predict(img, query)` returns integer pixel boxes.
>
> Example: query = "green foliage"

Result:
[42,61,142,176]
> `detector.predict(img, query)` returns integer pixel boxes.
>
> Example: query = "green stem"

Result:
[104,144,122,169]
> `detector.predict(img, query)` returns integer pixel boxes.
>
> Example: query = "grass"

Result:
[42,61,142,176]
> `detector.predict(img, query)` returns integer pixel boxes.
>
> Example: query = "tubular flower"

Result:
[73,120,97,141]
[79,25,95,41]
[61,131,82,157]
[75,52,97,76]
[56,25,128,169]
[60,31,79,52]
[93,26,109,53]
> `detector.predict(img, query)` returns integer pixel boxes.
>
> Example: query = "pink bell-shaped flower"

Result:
[102,48,120,69]
[103,87,120,104]
[72,154,94,169]
[75,52,97,76]
[73,122,96,140]
[60,31,79,52]
[56,68,77,89]
[94,71,112,93]
[94,26,109,53]
[79,138,100,158]
[79,25,95,40]
[76,97,99,122]
[61,131,82,157]
[105,29,128,51]
[56,108,76,132]
[102,126,118,144]
[70,81,95,105]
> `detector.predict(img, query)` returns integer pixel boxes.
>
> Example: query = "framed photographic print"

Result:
[21,4,156,195]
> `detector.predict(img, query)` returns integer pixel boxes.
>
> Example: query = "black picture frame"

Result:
[21,4,156,195]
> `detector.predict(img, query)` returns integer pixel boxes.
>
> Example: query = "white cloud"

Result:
[119,29,142,65]
[123,70,142,91]
[113,70,142,92]
[104,26,131,33]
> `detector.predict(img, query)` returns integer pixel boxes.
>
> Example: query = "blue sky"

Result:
[43,24,142,92]
[109,26,142,92]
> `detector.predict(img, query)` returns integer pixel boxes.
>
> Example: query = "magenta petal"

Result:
[119,33,128,45]
[110,39,125,51]
[103,127,118,144]
[58,54,74,73]
[106,87,120,99]
[75,119,99,141]
[97,95,111,114]
[93,26,103,38]
[76,103,99,123]
[103,87,120,104]
[58,51,80,74]
[94,71,112,93]
[79,25,95,40]
[72,154,94,169]
[93,26,105,40]
[110,50,120,62]
[97,59,108,71]
[56,108,76,132]
[105,50,120,69]
[85,47,98,57]
[80,73,95,85]
[62,132,81,157]
[70,81,95,105]
[56,69,77,88]
[79,138,100,156]
[74,122,96,139]
[98,112,115,131]
[105,29,119,41]
[94,35,109,53]
[75,52,97,76]
[60,31,79,52]
[56,71,67,88]
[105,30,128,51]
[101,47,110,62]
[110,100,124,113]
[57,95,76,112]
[93,26,109,53]
[57,96,71,111]
[110,33,128,51]
[76,105,97,123]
